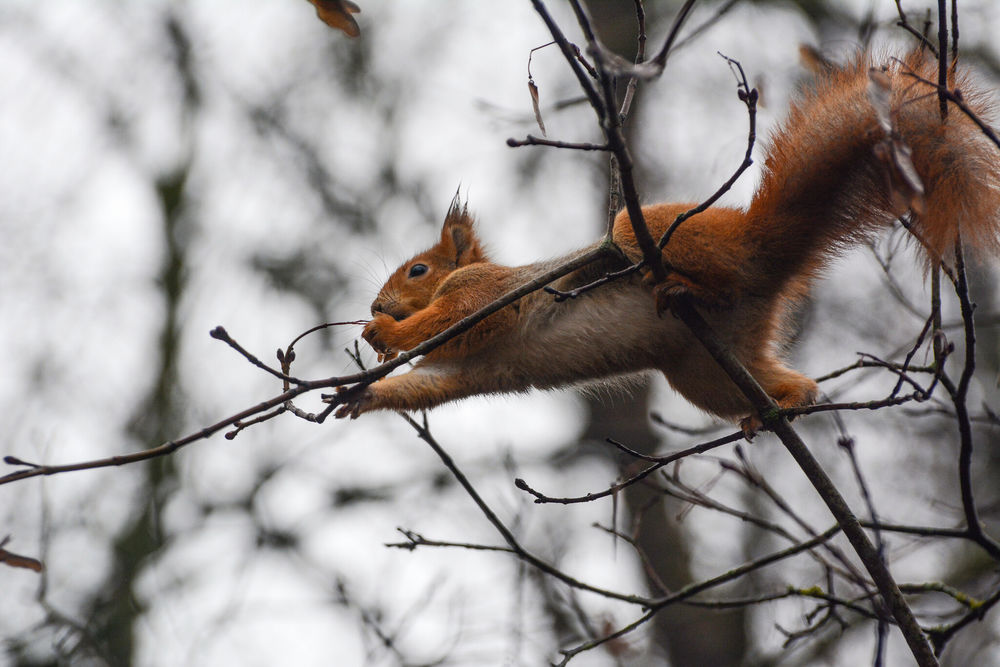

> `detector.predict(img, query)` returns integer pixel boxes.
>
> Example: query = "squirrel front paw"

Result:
[362,314,400,361]
[329,384,373,419]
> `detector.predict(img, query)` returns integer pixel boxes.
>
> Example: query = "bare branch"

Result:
[658,53,758,250]
[505,135,609,151]
[671,297,938,665]
[515,431,743,505]
[557,526,844,665]
[398,413,653,607]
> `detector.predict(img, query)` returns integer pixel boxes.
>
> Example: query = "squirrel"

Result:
[332,52,1000,429]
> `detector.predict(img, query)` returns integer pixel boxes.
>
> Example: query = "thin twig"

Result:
[557,526,844,665]
[896,67,1000,150]
[1,385,311,485]
[894,0,939,56]
[936,0,949,120]
[648,0,697,70]
[515,431,742,505]
[671,297,938,666]
[399,413,652,607]
[658,53,757,250]
[505,135,609,151]
[942,239,1000,561]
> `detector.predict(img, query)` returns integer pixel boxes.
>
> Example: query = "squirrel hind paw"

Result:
[643,271,726,317]
[739,415,762,440]
[740,377,820,438]
[653,282,696,317]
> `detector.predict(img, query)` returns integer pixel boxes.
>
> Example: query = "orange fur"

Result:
[336,53,1000,425]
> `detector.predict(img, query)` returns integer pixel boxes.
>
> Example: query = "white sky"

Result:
[2,1,999,666]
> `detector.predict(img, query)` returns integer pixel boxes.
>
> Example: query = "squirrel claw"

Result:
[641,269,704,318]
[652,282,695,317]
[330,384,371,419]
[334,404,358,420]
[376,350,398,364]
[739,415,761,440]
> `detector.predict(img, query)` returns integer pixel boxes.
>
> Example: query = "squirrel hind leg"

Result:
[741,363,819,438]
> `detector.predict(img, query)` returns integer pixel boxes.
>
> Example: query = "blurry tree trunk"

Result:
[74,14,197,665]
[576,2,749,663]
[582,385,748,665]
[80,165,189,666]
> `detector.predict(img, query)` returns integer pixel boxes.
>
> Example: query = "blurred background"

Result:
[1,1,999,665]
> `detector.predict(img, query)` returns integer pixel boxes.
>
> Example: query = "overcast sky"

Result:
[2,1,999,665]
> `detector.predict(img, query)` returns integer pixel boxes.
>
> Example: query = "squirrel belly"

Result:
[336,52,1000,423]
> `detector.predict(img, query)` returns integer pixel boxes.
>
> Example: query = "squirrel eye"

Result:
[408,263,429,278]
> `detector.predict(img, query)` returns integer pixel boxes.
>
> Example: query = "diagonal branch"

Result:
[672,298,938,665]
[528,2,937,662]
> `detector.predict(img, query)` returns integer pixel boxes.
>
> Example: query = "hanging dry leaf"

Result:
[868,69,894,135]
[0,537,43,573]
[526,43,552,137]
[308,0,362,38]
[868,69,925,215]
[528,78,546,136]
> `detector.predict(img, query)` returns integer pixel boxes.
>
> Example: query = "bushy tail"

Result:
[748,51,1000,283]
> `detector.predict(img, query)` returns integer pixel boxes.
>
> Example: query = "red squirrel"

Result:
[333,53,1000,426]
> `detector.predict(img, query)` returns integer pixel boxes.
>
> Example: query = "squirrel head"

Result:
[370,197,487,320]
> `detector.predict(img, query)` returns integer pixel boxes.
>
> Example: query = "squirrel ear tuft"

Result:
[441,195,485,266]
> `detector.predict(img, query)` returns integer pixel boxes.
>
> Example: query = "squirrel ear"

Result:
[440,196,485,266]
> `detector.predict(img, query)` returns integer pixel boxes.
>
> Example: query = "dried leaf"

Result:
[0,541,43,572]
[868,69,925,215]
[528,78,546,137]
[308,0,361,38]
[867,69,893,135]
